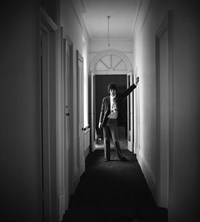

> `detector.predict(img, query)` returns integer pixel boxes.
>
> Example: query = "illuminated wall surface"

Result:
[82,36,89,127]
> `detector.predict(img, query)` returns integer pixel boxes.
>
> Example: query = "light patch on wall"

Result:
[82,35,89,127]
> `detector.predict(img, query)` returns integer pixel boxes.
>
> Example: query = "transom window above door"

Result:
[96,54,127,72]
[90,49,132,75]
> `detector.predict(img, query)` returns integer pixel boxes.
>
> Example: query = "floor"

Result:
[95,138,128,150]
[62,146,167,222]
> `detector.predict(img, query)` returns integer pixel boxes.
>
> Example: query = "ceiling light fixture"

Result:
[107,16,111,47]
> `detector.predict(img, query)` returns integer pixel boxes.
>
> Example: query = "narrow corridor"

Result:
[1,1,199,221]
[63,149,167,222]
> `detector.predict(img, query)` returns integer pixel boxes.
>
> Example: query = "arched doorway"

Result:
[90,49,135,152]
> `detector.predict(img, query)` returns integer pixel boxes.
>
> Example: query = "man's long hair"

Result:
[107,82,117,93]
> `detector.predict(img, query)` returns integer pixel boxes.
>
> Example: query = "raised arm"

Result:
[121,83,136,98]
[121,77,139,98]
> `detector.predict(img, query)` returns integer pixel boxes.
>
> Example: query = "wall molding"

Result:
[84,128,90,158]
[40,7,58,31]
[133,0,153,40]
[137,150,157,202]
[68,0,90,39]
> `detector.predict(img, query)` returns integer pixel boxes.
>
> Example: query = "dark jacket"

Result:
[99,83,136,128]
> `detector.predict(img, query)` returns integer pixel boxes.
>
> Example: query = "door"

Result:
[63,32,73,212]
[127,73,134,151]
[77,50,85,175]
[40,17,57,222]
[90,51,132,150]
[156,15,170,208]
[56,28,73,221]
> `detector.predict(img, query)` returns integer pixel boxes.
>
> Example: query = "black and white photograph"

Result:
[0,0,199,221]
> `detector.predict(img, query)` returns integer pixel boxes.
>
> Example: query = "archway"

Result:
[90,49,134,152]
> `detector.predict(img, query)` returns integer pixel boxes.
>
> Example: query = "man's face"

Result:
[109,89,116,97]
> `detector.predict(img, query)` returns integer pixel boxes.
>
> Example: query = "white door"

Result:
[56,28,73,221]
[127,73,134,151]
[63,35,72,211]
[77,50,85,175]
[56,27,65,222]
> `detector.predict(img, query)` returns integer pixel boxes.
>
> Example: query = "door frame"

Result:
[155,12,172,209]
[55,27,73,221]
[62,30,73,210]
[90,49,134,152]
[76,50,85,176]
[40,8,58,222]
[90,72,96,152]
[134,67,140,155]
[92,73,133,151]
[127,72,134,152]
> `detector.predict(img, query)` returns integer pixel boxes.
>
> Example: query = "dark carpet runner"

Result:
[62,149,167,222]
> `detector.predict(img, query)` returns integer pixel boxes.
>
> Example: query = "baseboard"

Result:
[84,128,91,158]
[137,151,157,201]
[58,192,66,222]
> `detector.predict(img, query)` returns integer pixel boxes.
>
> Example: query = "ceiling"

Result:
[80,0,141,40]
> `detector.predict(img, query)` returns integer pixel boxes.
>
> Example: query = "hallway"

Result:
[63,149,167,222]
[0,1,199,222]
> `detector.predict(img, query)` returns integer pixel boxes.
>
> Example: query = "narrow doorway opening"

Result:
[94,74,128,150]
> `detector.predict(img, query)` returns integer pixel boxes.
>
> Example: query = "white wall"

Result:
[133,0,199,221]
[134,0,168,197]
[60,0,90,190]
[0,1,42,221]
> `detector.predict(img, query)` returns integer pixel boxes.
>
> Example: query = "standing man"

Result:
[98,77,139,161]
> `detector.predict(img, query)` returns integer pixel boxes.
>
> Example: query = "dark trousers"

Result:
[102,118,123,160]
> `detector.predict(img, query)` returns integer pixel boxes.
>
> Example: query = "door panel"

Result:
[77,50,85,175]
[63,34,72,212]
[56,27,73,221]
